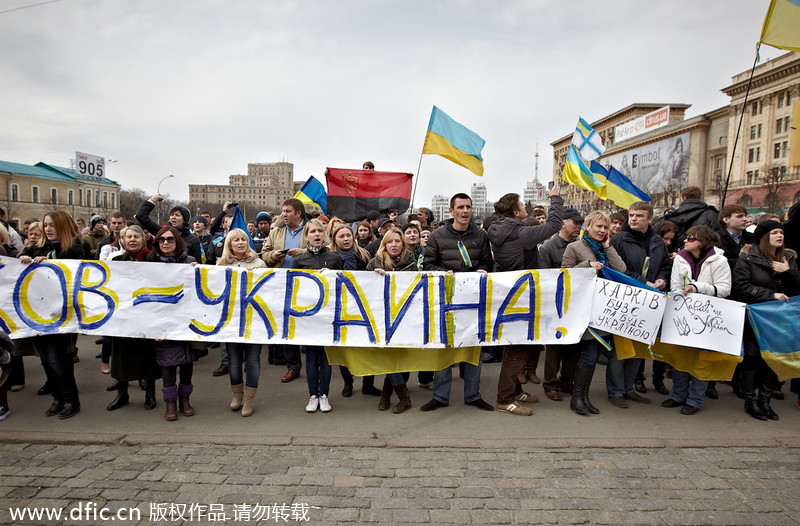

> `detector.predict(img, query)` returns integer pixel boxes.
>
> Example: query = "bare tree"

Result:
[761,161,789,214]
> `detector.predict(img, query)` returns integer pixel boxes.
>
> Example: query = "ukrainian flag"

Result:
[422,106,485,176]
[294,176,327,213]
[747,297,800,381]
[562,145,606,199]
[760,0,800,52]
[590,161,651,208]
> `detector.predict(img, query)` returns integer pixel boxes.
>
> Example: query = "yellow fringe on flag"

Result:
[614,337,741,382]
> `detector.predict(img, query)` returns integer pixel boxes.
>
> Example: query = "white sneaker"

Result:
[319,394,331,413]
[0,406,10,421]
[305,395,318,413]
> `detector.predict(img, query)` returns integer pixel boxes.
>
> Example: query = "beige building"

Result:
[551,51,800,216]
[721,51,800,211]
[1,160,121,226]
[188,162,294,217]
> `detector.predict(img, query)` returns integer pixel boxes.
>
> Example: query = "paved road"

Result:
[1,336,799,525]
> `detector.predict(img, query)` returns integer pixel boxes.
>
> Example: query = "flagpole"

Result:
[409,151,424,212]
[722,44,760,206]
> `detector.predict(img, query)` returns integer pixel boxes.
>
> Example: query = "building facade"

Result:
[550,51,800,216]
[1,160,121,225]
[188,162,294,217]
[470,183,488,219]
[430,194,450,225]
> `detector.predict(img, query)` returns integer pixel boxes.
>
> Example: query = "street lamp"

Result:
[157,174,175,224]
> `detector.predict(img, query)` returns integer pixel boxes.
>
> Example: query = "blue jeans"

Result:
[432,358,483,404]
[305,346,331,397]
[227,343,262,388]
[35,334,79,404]
[671,370,707,409]
[606,351,641,397]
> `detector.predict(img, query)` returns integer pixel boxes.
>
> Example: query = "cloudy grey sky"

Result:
[0,0,780,209]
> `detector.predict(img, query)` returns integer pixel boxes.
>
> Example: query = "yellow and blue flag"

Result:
[422,106,485,176]
[563,145,606,199]
[230,205,255,250]
[760,0,800,52]
[294,176,327,213]
[747,296,800,381]
[571,117,606,161]
[590,161,651,208]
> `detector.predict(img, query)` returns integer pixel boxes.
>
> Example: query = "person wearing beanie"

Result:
[83,215,107,260]
[134,192,202,262]
[253,211,272,253]
[733,220,800,421]
[192,215,212,264]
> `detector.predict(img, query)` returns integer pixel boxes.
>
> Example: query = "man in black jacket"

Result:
[488,185,563,415]
[135,193,202,262]
[658,186,722,243]
[608,201,671,408]
[420,193,495,412]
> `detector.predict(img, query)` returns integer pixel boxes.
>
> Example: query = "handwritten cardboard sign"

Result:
[659,293,746,355]
[589,278,665,345]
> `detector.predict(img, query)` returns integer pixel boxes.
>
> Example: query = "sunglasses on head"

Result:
[158,236,176,244]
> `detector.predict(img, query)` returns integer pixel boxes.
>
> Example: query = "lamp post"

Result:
[157,174,175,224]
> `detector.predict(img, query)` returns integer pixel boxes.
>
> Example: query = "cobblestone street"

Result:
[2,442,799,525]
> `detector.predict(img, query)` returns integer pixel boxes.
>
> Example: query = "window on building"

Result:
[68,190,74,205]
[785,116,791,131]
[778,92,785,108]
[754,170,759,182]
[757,147,761,162]
[749,148,755,163]
[10,184,18,202]
[111,193,116,209]
[783,141,789,158]
[758,123,762,137]
[738,194,753,207]
[32,186,39,203]
[788,91,793,105]
[103,192,108,208]
[777,119,783,134]
[775,143,782,159]
[752,101,759,115]
[750,125,756,139]
[86,190,91,207]
[747,171,753,185]
[51,188,57,204]
[95,191,101,207]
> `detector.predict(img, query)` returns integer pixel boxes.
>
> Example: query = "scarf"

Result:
[307,244,323,255]
[582,232,607,265]
[677,246,715,280]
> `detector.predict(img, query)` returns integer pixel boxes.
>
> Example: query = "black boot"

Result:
[742,371,767,421]
[570,367,591,416]
[757,388,779,421]
[144,379,157,410]
[583,365,599,414]
[107,382,129,411]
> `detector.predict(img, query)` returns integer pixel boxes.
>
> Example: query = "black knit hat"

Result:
[753,220,783,245]
[170,206,191,226]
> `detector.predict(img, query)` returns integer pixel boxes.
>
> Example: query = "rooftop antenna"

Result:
[533,141,540,185]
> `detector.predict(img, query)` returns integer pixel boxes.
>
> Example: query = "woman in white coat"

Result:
[663,225,731,415]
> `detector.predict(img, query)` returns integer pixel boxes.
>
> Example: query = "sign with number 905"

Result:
[76,151,105,178]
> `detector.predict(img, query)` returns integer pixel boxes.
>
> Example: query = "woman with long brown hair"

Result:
[18,211,85,419]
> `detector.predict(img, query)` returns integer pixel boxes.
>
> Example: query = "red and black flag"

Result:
[325,168,413,222]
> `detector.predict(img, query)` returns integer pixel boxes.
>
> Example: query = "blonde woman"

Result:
[216,229,266,416]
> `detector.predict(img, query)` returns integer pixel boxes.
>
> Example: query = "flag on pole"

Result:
[571,117,606,161]
[562,145,606,199]
[422,106,486,176]
[760,0,800,52]
[325,168,413,222]
[229,205,255,250]
[590,161,651,208]
[294,176,328,213]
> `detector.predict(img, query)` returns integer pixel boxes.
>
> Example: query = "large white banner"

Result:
[659,293,747,355]
[588,278,666,345]
[0,259,596,348]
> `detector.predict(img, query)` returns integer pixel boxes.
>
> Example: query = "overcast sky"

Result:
[0,0,783,210]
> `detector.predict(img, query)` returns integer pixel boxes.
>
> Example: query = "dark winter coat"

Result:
[487,195,564,271]
[732,245,800,304]
[29,237,85,260]
[658,198,723,240]
[423,219,493,273]
[135,199,202,262]
[610,224,671,284]
[293,246,343,271]
[720,229,754,272]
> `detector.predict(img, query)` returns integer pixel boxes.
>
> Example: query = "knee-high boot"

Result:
[758,387,779,421]
[742,371,767,421]
[570,367,591,416]
[378,377,392,411]
[583,365,599,414]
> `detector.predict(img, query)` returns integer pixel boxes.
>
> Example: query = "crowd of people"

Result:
[1,182,799,424]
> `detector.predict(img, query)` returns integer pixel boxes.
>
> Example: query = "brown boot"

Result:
[179,384,195,417]
[230,384,244,411]
[241,386,257,417]
[163,386,178,421]
[392,383,412,414]
[378,377,392,411]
